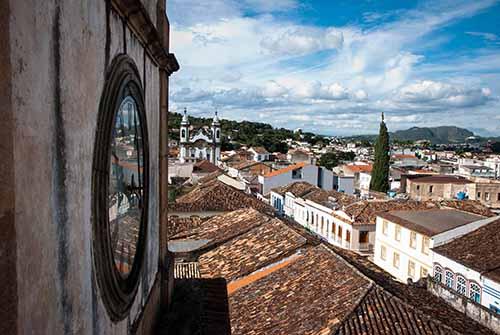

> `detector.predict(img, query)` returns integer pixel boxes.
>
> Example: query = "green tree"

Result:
[319,152,340,170]
[370,113,390,193]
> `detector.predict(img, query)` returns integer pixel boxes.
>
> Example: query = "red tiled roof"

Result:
[345,164,373,173]
[410,175,472,184]
[433,217,500,282]
[264,162,307,177]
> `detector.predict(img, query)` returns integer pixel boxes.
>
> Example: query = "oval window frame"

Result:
[92,54,149,321]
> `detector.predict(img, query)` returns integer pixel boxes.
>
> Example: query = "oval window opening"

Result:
[109,96,144,277]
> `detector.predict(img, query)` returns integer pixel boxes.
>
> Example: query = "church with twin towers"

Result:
[179,109,222,164]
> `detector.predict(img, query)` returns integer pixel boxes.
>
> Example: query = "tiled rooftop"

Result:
[229,245,372,335]
[263,162,307,177]
[378,209,486,236]
[271,181,318,196]
[167,183,496,335]
[410,175,472,184]
[170,179,274,215]
[433,218,500,282]
[304,188,359,209]
[171,208,271,246]
[199,219,307,282]
[342,199,493,225]
[334,286,460,335]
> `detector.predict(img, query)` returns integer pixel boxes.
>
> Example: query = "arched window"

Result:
[181,129,186,138]
[456,276,467,295]
[445,270,454,289]
[216,129,220,139]
[434,265,443,283]
[470,283,481,303]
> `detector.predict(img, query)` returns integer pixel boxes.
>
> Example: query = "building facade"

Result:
[1,1,179,334]
[179,110,221,164]
[374,210,494,283]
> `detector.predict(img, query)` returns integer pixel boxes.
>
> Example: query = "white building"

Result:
[258,163,334,195]
[179,109,221,164]
[374,209,494,283]
[485,156,500,179]
[431,218,500,315]
[248,147,270,162]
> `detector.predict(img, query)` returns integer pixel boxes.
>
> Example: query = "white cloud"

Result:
[466,31,499,41]
[395,80,493,107]
[260,27,344,56]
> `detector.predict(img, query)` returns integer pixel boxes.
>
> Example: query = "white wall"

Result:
[374,216,433,283]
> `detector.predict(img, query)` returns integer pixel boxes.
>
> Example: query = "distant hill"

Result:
[346,126,476,144]
[391,126,474,144]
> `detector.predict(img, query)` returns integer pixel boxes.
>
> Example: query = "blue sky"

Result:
[167,0,500,136]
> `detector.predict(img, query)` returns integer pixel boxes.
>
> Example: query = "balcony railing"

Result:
[358,243,374,252]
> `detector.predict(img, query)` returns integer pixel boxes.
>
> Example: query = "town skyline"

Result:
[167,0,500,137]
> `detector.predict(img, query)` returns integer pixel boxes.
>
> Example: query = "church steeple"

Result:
[181,108,190,125]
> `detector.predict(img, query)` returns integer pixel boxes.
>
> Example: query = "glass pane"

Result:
[108,96,144,277]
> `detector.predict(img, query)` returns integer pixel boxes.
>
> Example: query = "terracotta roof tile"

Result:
[264,162,307,177]
[228,245,372,335]
[171,208,271,245]
[271,181,318,196]
[170,179,274,215]
[199,219,307,282]
[433,217,500,282]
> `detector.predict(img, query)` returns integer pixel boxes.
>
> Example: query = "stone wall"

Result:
[428,280,500,333]
[1,1,176,334]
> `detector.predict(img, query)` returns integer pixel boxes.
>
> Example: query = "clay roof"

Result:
[175,208,495,335]
[167,215,205,237]
[393,154,416,159]
[342,199,493,226]
[229,245,372,335]
[410,175,472,184]
[264,162,307,177]
[334,286,461,335]
[171,208,271,245]
[433,218,500,282]
[193,160,221,173]
[170,179,274,215]
[271,181,318,197]
[378,209,485,237]
[304,188,359,209]
[250,146,269,154]
[345,164,373,173]
[199,219,307,282]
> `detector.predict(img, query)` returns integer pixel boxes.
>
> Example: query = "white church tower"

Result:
[178,109,222,164]
[179,108,190,163]
[211,111,222,165]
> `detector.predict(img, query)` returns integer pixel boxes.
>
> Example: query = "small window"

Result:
[470,283,481,303]
[216,129,220,139]
[422,237,430,255]
[382,220,388,236]
[338,226,343,239]
[420,267,428,278]
[393,252,400,269]
[416,185,420,191]
[497,193,500,201]
[429,185,434,193]
[408,260,415,278]
[445,270,454,289]
[380,245,387,261]
[394,225,401,242]
[485,192,490,201]
[457,276,467,295]
[434,265,443,283]
[410,231,417,249]
[477,191,481,199]
[181,129,186,138]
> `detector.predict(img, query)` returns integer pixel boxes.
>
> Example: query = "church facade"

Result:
[179,110,222,164]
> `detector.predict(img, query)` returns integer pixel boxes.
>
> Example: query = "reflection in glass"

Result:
[109,96,144,276]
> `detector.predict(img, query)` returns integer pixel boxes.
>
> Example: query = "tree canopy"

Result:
[318,151,355,170]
